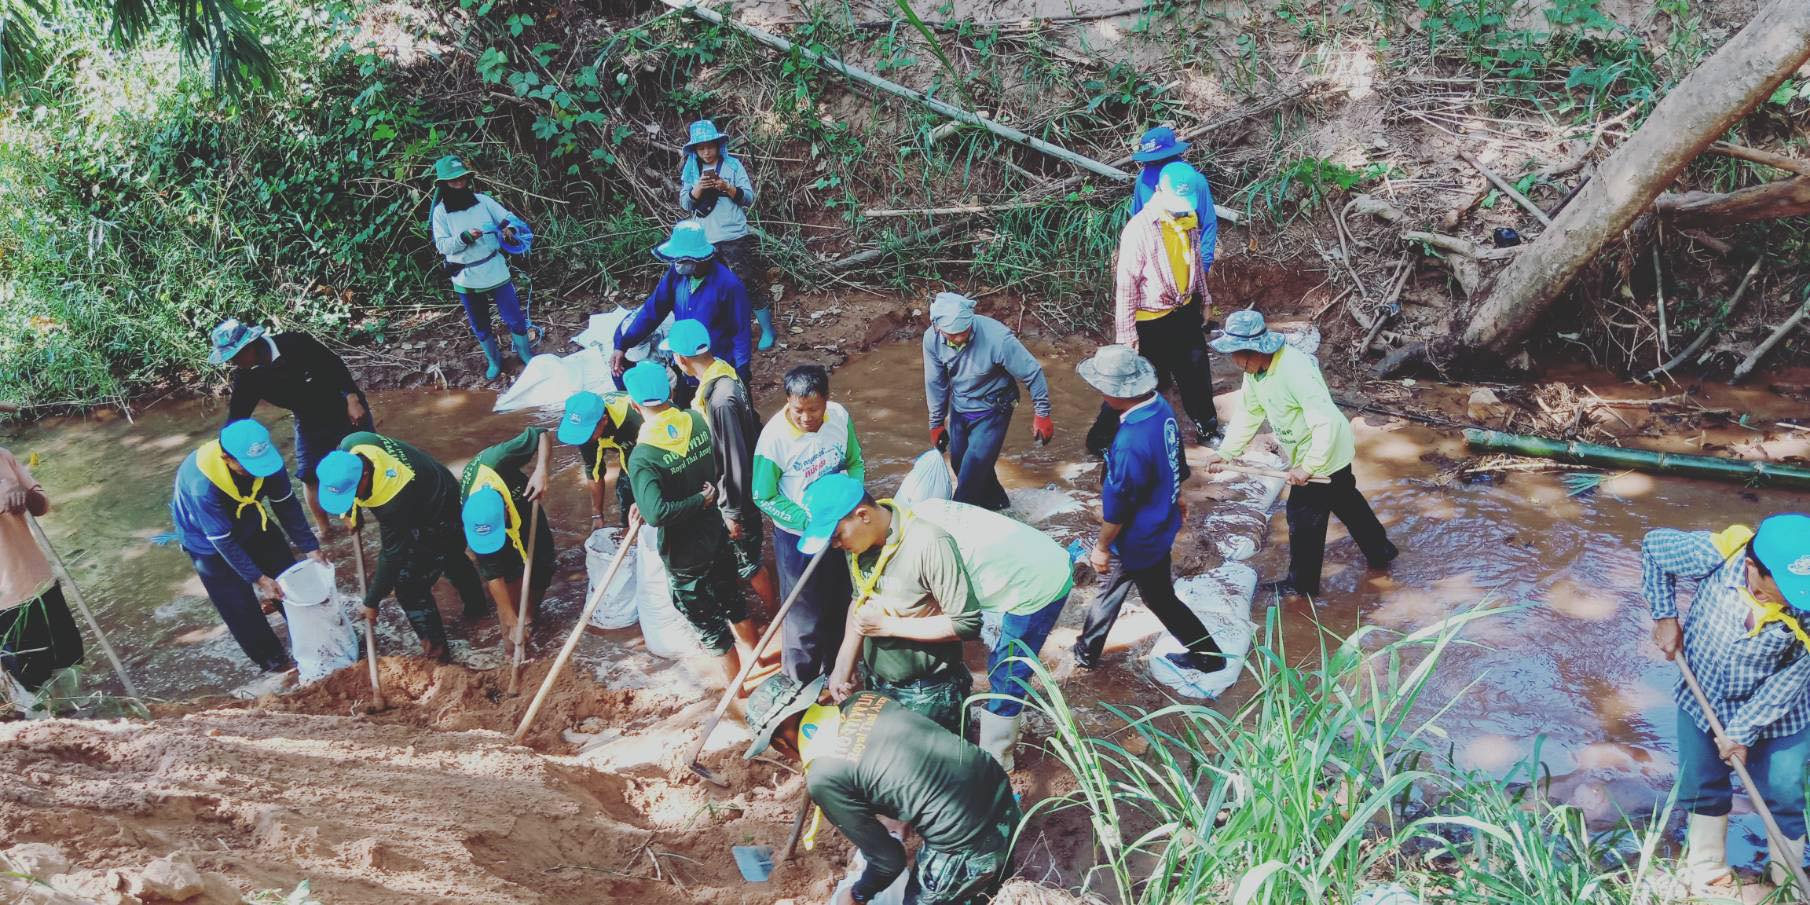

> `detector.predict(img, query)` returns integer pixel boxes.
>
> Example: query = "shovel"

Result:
[351,526,385,712]
[684,547,828,787]
[512,516,642,744]
[506,500,542,695]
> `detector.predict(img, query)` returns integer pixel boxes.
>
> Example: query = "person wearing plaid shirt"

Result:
[1643,514,1810,894]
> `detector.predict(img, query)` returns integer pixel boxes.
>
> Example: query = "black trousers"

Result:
[1075,553,1221,664]
[392,530,488,647]
[1284,465,1395,595]
[0,584,84,691]
[1088,300,1218,452]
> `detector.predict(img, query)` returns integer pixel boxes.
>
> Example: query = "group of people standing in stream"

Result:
[7,116,1808,904]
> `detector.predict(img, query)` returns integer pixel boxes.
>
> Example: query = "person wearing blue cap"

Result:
[1127,125,1218,265]
[170,420,326,672]
[317,432,489,661]
[459,428,554,656]
[923,291,1053,512]
[679,119,776,353]
[1087,161,1221,456]
[557,390,644,533]
[211,317,373,537]
[611,220,754,403]
[1204,309,1395,600]
[666,319,777,616]
[620,360,760,683]
[1644,514,1810,894]
[429,154,538,381]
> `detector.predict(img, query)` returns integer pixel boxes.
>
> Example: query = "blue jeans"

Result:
[985,591,1067,716]
[1677,704,1810,838]
[458,280,527,341]
[950,405,1012,512]
[189,528,298,672]
[293,404,373,483]
[773,526,853,681]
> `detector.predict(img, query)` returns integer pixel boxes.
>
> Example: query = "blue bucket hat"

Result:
[1132,125,1190,163]
[928,292,977,333]
[661,319,713,358]
[220,419,285,478]
[1754,513,1810,611]
[498,215,534,255]
[207,318,266,365]
[1211,309,1287,355]
[684,120,727,150]
[462,488,510,555]
[623,361,672,405]
[316,450,366,516]
[654,220,716,263]
[798,473,867,555]
[559,391,606,445]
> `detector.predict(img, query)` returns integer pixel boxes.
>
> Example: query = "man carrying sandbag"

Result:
[459,427,554,657]
[922,292,1053,512]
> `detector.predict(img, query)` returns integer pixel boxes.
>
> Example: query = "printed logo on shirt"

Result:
[1791,555,1810,577]
[832,693,888,762]
[1163,417,1182,504]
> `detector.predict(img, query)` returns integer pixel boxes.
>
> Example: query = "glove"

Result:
[930,425,949,453]
[1032,414,1054,444]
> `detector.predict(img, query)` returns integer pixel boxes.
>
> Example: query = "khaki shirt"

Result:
[850,503,977,683]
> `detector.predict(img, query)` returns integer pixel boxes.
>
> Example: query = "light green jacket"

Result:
[1219,346,1353,476]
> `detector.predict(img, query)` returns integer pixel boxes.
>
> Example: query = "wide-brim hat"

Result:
[654,221,716,262]
[434,155,473,182]
[684,119,727,150]
[1077,345,1158,398]
[744,673,828,759]
[1755,513,1810,610]
[207,318,265,365]
[1132,125,1189,163]
[1210,309,1287,355]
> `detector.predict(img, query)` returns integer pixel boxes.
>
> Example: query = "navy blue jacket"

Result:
[1101,395,1190,570]
[171,450,319,582]
[615,263,752,374]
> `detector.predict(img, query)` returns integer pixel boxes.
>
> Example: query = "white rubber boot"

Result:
[977,710,1023,773]
[1768,832,1806,889]
[1684,813,1733,894]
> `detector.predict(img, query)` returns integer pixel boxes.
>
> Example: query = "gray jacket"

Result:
[700,371,759,525]
[923,315,1052,430]
[679,155,756,244]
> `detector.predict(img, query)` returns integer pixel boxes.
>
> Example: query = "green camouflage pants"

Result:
[908,805,1022,905]
[865,669,972,735]
[667,548,748,654]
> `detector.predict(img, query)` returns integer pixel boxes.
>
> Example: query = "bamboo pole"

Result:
[1215,462,1331,484]
[352,528,384,711]
[507,501,542,695]
[513,517,641,744]
[26,514,139,699]
[1464,429,1810,487]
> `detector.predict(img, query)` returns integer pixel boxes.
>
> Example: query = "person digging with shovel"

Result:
[620,360,761,688]
[459,427,555,659]
[1645,514,1810,896]
[316,432,490,662]
[557,390,643,533]
[744,673,1021,905]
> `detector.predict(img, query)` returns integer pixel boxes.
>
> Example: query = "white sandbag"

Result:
[827,848,908,905]
[492,348,615,413]
[571,306,672,363]
[1351,885,1423,905]
[892,449,954,508]
[585,528,639,630]
[635,525,707,659]
[275,561,359,685]
[1146,564,1257,700]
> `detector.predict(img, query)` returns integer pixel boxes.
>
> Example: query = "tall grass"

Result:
[1010,606,1683,904]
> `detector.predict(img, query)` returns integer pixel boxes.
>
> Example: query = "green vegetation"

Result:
[1013,607,1692,903]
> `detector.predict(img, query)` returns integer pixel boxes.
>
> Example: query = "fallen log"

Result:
[1654,177,1810,230]
[1464,428,1810,488]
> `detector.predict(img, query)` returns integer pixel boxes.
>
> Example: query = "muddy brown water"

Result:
[7,339,1810,866]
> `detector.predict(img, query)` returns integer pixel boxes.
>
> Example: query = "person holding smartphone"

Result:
[679,120,775,353]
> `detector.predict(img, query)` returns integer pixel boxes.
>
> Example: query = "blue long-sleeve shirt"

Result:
[923,315,1051,430]
[1100,395,1189,570]
[1130,160,1218,273]
[615,263,752,374]
[1641,528,1810,745]
[171,450,319,583]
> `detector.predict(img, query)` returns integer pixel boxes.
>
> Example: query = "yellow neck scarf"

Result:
[847,500,913,612]
[196,440,267,530]
[590,394,635,480]
[1159,212,1198,298]
[468,464,528,561]
[690,358,743,415]
[1710,524,1810,653]
[798,702,842,768]
[346,442,415,522]
[637,407,695,455]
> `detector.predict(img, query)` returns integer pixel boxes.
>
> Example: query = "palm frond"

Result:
[0,0,54,90]
[109,0,276,91]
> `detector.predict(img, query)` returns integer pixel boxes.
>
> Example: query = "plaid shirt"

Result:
[1642,528,1810,745]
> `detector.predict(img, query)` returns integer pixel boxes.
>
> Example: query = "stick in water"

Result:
[685,547,829,787]
[1676,655,1810,900]
[350,526,384,711]
[26,514,139,699]
[507,500,543,695]
[513,517,642,745]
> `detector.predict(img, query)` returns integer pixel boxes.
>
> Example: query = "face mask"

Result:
[674,261,699,276]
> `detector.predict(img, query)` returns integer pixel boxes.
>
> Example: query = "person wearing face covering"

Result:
[610,220,753,407]
[922,292,1053,513]
[429,155,536,381]
[1086,160,1222,456]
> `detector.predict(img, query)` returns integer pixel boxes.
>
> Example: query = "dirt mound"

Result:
[993,881,1098,905]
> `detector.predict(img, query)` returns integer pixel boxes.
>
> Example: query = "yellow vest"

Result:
[467,464,529,561]
[1158,211,1198,300]
[343,442,415,524]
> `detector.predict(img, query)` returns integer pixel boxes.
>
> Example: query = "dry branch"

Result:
[1654,177,1810,229]
[1460,150,1553,227]
[1707,141,1810,179]
[1733,291,1810,383]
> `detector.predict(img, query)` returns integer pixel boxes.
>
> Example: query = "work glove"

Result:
[930,425,949,453]
[1032,414,1054,445]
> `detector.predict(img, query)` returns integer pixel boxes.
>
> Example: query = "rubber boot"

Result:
[478,335,504,381]
[1684,813,1733,894]
[510,329,535,364]
[977,710,1023,773]
[756,307,777,352]
[1768,833,1806,889]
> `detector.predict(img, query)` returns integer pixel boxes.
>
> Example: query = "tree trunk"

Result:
[1654,177,1810,229]
[1456,0,1810,357]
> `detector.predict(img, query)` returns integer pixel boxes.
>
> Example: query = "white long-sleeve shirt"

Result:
[431,193,516,292]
